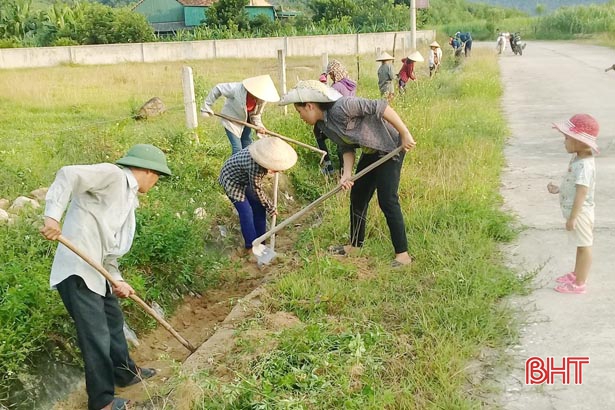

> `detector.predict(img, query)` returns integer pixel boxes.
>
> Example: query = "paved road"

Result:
[498,41,615,408]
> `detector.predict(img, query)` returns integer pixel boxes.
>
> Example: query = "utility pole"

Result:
[410,0,417,50]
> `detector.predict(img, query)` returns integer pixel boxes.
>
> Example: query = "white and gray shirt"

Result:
[45,163,139,296]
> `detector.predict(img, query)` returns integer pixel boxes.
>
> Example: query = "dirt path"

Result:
[497,41,615,408]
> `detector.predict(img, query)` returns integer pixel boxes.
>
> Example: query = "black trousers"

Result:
[350,152,408,254]
[57,275,138,410]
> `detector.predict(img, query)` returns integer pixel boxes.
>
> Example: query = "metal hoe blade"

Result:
[253,243,277,266]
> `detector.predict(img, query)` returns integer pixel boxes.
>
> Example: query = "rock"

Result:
[8,196,40,213]
[194,207,207,220]
[135,97,166,120]
[0,209,9,223]
[30,187,48,201]
[0,198,9,210]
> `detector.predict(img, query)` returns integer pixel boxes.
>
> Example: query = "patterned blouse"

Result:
[218,148,273,213]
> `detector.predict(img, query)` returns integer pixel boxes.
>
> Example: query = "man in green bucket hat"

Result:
[40,144,171,410]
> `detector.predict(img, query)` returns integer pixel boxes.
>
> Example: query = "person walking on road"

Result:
[201,75,280,155]
[547,114,600,294]
[40,144,172,410]
[280,80,416,267]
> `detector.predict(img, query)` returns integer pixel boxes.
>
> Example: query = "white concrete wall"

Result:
[0,30,435,69]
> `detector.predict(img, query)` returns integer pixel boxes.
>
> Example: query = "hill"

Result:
[466,0,613,14]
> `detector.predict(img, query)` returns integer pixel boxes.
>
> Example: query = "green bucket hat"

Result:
[116,144,172,176]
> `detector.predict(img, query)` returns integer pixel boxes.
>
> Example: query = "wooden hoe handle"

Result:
[57,235,196,352]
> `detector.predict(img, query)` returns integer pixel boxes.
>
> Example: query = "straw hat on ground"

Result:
[279,80,343,105]
[407,50,424,62]
[430,41,441,48]
[249,137,298,171]
[242,75,280,102]
[552,113,600,154]
[376,52,395,61]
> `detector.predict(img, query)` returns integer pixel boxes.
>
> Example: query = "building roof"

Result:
[133,0,273,12]
[178,0,271,5]
[178,0,215,5]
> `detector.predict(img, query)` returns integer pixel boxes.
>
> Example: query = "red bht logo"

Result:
[525,356,590,385]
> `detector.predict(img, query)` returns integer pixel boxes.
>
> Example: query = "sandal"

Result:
[111,398,131,410]
[555,272,576,284]
[554,282,586,294]
[117,367,157,388]
[328,245,348,255]
[391,258,412,268]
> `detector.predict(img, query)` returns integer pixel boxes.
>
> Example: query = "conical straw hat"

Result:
[407,50,424,62]
[430,41,441,48]
[248,137,298,171]
[376,51,395,61]
[278,80,343,105]
[242,75,280,103]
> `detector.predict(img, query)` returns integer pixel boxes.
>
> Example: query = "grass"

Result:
[0,48,527,408]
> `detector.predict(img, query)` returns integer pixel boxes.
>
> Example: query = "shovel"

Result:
[57,235,197,353]
[256,172,280,266]
[213,112,328,163]
[252,146,405,263]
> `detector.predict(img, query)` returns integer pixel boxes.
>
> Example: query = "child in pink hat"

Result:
[547,113,599,294]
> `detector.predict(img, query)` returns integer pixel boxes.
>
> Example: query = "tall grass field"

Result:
[0,48,527,408]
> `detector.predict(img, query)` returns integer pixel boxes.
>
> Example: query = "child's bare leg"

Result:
[574,246,592,285]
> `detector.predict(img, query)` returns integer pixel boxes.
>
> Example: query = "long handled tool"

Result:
[252,146,405,263]
[213,112,327,163]
[57,235,197,352]
[257,172,280,266]
[605,64,615,72]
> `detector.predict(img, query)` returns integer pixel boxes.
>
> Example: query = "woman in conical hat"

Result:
[201,75,280,155]
[428,41,442,77]
[398,50,423,92]
[218,137,297,256]
[280,80,416,267]
[376,52,396,100]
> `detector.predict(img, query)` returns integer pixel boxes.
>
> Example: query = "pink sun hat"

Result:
[552,113,600,154]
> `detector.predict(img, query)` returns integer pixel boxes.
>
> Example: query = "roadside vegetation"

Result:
[184,48,529,409]
[1,43,529,407]
[4,0,615,49]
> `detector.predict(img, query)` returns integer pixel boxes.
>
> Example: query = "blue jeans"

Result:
[231,186,267,249]
[225,126,253,155]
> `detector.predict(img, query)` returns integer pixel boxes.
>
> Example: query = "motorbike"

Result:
[510,32,526,56]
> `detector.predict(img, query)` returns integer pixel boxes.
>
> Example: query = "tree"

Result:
[57,2,154,45]
[0,0,40,40]
[309,0,358,24]
[205,0,250,30]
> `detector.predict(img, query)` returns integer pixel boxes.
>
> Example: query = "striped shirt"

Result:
[218,148,273,213]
